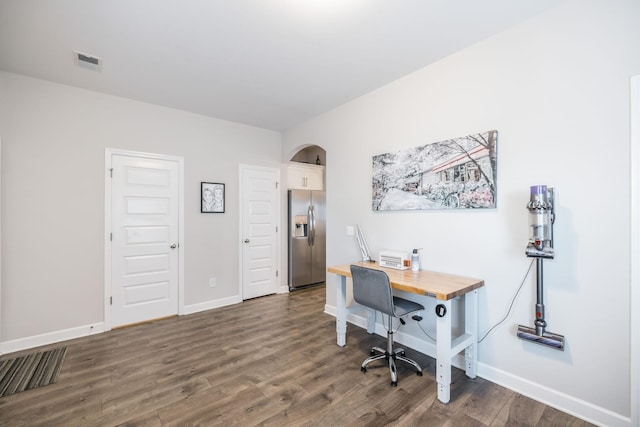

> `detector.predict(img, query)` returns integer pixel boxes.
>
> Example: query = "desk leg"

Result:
[464,289,478,379]
[336,274,347,347]
[436,299,452,404]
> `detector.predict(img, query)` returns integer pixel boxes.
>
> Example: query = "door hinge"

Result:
[110,232,112,241]
[109,168,113,178]
[275,181,279,189]
[276,270,279,277]
[276,226,278,233]
[110,296,113,305]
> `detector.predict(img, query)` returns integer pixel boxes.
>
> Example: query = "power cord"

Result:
[415,317,436,342]
[478,259,535,343]
[379,259,534,344]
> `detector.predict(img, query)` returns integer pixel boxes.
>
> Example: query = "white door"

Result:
[240,165,280,300]
[108,152,181,327]
[631,74,640,427]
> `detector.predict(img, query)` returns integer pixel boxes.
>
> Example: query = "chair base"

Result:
[361,344,423,387]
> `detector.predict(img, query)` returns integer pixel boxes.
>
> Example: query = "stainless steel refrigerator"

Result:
[288,189,326,290]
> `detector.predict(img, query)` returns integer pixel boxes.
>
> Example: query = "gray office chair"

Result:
[350,264,424,386]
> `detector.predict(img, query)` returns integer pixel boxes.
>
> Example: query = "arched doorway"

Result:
[290,145,326,167]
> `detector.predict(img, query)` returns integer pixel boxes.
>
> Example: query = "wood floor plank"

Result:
[501,393,547,426]
[0,286,594,427]
[459,375,515,425]
[537,406,595,427]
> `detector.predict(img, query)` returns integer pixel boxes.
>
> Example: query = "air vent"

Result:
[73,50,103,71]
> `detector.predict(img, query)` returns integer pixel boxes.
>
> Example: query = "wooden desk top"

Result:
[327,261,484,301]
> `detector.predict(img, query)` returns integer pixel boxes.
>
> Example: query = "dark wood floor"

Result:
[0,285,593,426]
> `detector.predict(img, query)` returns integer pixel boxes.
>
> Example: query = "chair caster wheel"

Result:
[417,371,423,376]
[391,381,397,387]
[370,350,376,356]
[361,366,367,373]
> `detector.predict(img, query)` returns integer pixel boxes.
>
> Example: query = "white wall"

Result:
[0,72,281,344]
[283,0,640,425]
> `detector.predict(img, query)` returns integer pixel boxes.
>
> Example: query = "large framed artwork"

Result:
[372,130,497,211]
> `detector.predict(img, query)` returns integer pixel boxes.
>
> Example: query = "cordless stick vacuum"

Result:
[517,185,565,350]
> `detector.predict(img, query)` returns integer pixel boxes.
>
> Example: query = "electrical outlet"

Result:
[209,277,216,288]
[346,225,354,236]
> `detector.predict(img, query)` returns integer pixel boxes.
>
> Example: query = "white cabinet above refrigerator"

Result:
[287,163,324,190]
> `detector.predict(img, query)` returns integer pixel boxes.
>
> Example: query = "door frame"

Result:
[104,148,185,331]
[238,164,284,299]
[631,74,639,427]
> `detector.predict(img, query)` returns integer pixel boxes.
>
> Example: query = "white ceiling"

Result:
[0,0,564,131]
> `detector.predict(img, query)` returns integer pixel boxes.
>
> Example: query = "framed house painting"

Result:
[372,130,497,211]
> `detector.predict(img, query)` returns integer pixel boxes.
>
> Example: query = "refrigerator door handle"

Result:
[309,205,315,246]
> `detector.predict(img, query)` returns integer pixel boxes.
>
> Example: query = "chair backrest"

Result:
[350,265,395,316]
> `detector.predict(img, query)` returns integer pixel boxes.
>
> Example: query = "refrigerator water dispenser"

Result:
[294,215,308,237]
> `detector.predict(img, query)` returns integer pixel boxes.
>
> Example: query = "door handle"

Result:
[244,239,250,243]
[170,244,177,249]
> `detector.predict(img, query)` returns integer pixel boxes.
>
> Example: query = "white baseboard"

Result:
[479,365,630,427]
[182,295,242,315]
[0,322,104,355]
[324,304,629,427]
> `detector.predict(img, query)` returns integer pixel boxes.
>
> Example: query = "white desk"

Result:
[327,261,484,404]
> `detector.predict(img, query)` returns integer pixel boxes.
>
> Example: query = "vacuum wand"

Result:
[517,185,565,351]
[535,258,545,336]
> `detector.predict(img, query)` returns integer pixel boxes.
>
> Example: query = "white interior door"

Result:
[240,165,280,300]
[108,152,181,328]
[631,74,640,427]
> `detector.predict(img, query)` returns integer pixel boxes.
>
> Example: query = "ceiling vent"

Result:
[73,50,103,72]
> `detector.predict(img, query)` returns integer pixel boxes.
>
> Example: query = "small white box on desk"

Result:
[379,250,411,270]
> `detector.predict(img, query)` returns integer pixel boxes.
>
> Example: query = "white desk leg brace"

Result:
[464,289,479,379]
[436,299,452,404]
[336,274,347,347]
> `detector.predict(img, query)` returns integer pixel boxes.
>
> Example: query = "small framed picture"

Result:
[201,182,225,213]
